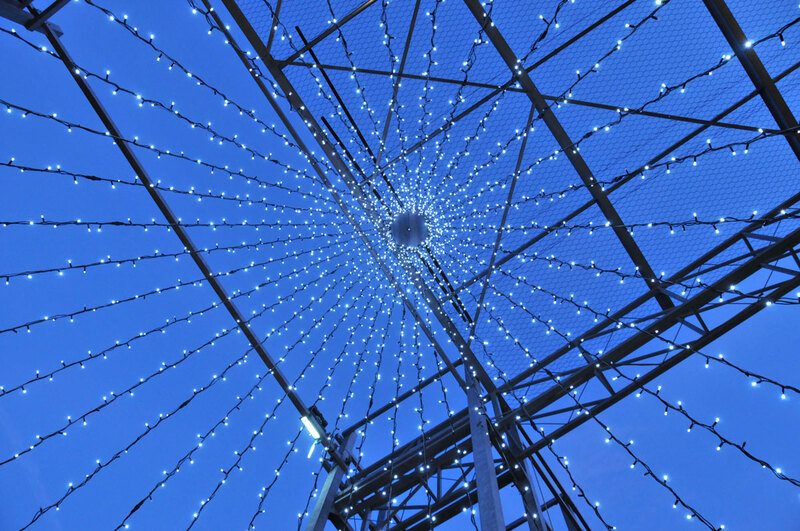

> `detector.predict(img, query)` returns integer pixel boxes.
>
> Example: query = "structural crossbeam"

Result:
[0,0,61,35]
[344,198,800,519]
[285,61,778,134]
[446,57,800,301]
[502,224,800,446]
[518,268,800,461]
[357,0,638,188]
[281,0,378,64]
[462,0,674,311]
[11,1,348,469]
[702,0,800,159]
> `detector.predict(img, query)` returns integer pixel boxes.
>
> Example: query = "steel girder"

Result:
[0,0,356,470]
[212,0,800,529]
[336,202,800,529]
[213,1,559,528]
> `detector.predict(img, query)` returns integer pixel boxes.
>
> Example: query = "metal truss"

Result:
[5,0,798,528]
[334,200,800,530]
[0,0,359,472]
[208,0,800,529]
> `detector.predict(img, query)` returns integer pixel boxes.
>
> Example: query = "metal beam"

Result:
[24,0,67,32]
[0,0,62,35]
[217,0,476,396]
[265,0,281,53]
[465,371,505,530]
[527,449,587,530]
[375,0,421,164]
[495,179,800,401]
[199,27,497,523]
[285,61,778,135]
[281,0,379,64]
[339,419,473,513]
[24,4,347,469]
[503,224,800,455]
[308,433,357,531]
[468,103,535,341]
[342,358,463,436]
[504,425,546,531]
[357,0,638,188]
[446,57,800,302]
[338,380,583,527]
[461,0,672,310]
[518,267,800,460]
[395,464,509,531]
[462,103,535,529]
[702,0,800,159]
[291,21,477,325]
[217,3,800,528]
[293,26,386,192]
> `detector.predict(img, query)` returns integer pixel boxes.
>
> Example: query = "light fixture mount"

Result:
[390,212,429,247]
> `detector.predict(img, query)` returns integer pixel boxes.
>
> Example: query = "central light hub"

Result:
[390,212,428,247]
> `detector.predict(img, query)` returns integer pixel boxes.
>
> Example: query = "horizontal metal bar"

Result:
[285,61,777,134]
[342,358,463,435]
[281,0,378,64]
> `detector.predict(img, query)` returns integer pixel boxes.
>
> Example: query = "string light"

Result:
[1,0,798,528]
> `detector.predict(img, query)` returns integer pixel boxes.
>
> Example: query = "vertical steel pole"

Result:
[307,433,357,531]
[465,370,506,530]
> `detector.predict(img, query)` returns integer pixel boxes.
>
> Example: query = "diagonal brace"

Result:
[461,0,673,311]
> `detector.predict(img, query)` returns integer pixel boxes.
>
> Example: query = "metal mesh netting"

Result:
[2,0,800,529]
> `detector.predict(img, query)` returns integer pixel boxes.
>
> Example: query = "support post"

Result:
[308,433,357,531]
[465,370,505,531]
[375,507,388,530]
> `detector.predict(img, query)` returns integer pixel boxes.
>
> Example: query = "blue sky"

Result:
[1,0,800,529]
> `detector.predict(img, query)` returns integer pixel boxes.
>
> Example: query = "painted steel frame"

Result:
[4,0,799,529]
[215,0,800,528]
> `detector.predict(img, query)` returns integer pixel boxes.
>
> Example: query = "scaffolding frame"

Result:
[3,0,800,528]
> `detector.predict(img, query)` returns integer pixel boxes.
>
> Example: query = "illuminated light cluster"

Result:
[0,0,798,528]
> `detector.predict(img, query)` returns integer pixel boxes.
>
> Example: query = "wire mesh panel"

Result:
[1,0,800,529]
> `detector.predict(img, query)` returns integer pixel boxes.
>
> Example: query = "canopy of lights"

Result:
[1,0,800,529]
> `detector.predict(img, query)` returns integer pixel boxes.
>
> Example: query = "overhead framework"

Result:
[210,0,800,528]
[1,0,800,529]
